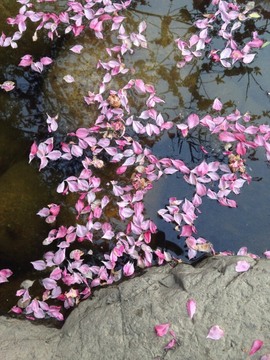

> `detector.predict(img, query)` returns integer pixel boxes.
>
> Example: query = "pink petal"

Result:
[123,262,134,277]
[40,57,53,65]
[212,98,223,111]
[31,260,46,271]
[219,131,236,142]
[0,268,13,283]
[42,278,57,290]
[0,80,15,92]
[264,251,270,259]
[237,247,248,256]
[154,323,170,337]
[186,298,196,319]
[164,338,177,350]
[187,113,199,129]
[249,340,264,355]
[235,260,250,272]
[260,354,270,360]
[206,325,224,340]
[70,45,83,53]
[63,75,75,83]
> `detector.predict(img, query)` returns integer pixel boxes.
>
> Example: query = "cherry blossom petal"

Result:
[186,298,196,319]
[249,340,264,355]
[235,260,250,273]
[0,80,15,92]
[260,354,270,360]
[70,45,83,53]
[123,262,134,276]
[206,325,224,340]
[154,323,170,337]
[187,113,200,129]
[212,98,223,111]
[63,75,75,83]
[164,338,177,350]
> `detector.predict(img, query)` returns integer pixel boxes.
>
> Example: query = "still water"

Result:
[0,0,270,317]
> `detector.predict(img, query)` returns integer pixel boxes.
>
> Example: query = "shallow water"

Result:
[1,0,270,317]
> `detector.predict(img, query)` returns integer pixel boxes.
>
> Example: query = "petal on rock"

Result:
[249,339,263,355]
[206,325,224,340]
[260,354,270,360]
[154,323,170,337]
[235,260,250,272]
[186,298,196,319]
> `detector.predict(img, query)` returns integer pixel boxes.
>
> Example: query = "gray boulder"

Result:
[1,256,270,359]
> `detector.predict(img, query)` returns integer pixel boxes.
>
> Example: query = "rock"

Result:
[0,317,59,360]
[0,123,27,175]
[1,256,270,359]
[0,161,52,267]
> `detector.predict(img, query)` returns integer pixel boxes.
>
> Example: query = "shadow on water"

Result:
[1,0,270,321]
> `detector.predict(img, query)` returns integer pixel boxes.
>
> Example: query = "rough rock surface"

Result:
[1,256,270,360]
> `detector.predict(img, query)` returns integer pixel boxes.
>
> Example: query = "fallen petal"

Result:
[63,75,75,83]
[235,260,250,273]
[260,354,270,360]
[164,338,177,350]
[186,298,196,319]
[70,45,83,53]
[206,325,224,340]
[154,323,170,337]
[249,339,263,355]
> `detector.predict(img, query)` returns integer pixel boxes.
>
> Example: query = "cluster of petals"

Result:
[19,54,53,73]
[176,0,265,68]
[2,0,132,48]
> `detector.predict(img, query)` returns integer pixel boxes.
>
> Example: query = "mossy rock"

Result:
[0,161,52,267]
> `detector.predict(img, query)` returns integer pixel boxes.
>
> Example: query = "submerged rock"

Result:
[1,256,270,359]
[0,123,27,175]
[0,161,52,267]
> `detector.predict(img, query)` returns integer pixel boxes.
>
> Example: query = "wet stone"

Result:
[0,161,52,267]
[0,123,27,175]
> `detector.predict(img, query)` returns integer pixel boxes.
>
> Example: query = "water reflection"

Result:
[1,0,270,317]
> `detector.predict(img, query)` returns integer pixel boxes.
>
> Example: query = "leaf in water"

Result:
[262,41,270,49]
[248,12,261,19]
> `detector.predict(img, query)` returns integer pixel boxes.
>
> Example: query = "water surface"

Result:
[1,0,270,318]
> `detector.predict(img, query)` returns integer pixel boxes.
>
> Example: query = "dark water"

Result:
[1,0,270,317]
